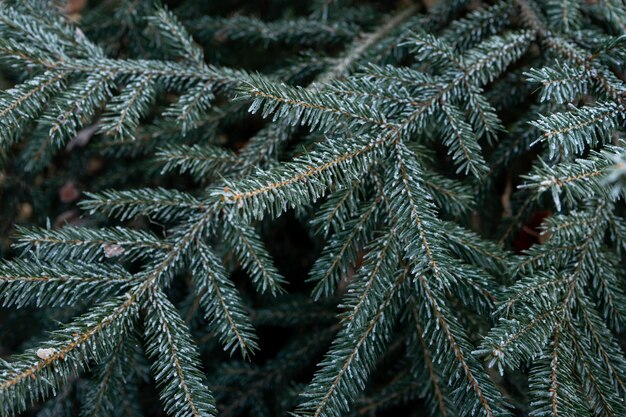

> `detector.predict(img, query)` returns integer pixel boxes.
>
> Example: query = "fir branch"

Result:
[222,217,286,295]
[192,242,258,357]
[15,225,170,262]
[214,134,389,220]
[0,295,139,416]
[188,15,357,48]
[407,298,457,417]
[162,80,215,133]
[442,2,514,52]
[310,178,365,237]
[243,73,396,134]
[100,74,156,140]
[1,3,625,417]
[44,73,115,146]
[81,188,207,221]
[545,0,582,32]
[387,142,444,283]
[525,64,592,103]
[530,102,624,158]
[143,287,217,417]
[0,4,101,59]
[521,147,621,210]
[0,259,132,307]
[415,274,510,417]
[568,320,626,417]
[0,71,66,149]
[156,144,240,179]
[149,6,204,64]
[294,271,407,417]
[316,3,419,83]
[338,225,400,329]
[309,198,380,299]
[81,335,136,417]
[575,299,626,395]
[439,103,488,176]
[527,323,583,417]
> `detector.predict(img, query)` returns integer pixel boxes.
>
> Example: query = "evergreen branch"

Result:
[521,147,620,210]
[407,298,456,417]
[0,4,101,58]
[415,274,509,417]
[136,210,218,290]
[497,271,569,313]
[545,0,582,32]
[530,102,624,158]
[143,287,217,417]
[439,103,488,177]
[101,75,156,140]
[156,144,240,179]
[445,263,498,313]
[162,80,215,133]
[410,31,461,70]
[221,29,533,218]
[0,37,58,69]
[480,203,608,372]
[442,2,514,52]
[526,323,585,417]
[309,198,379,299]
[465,84,504,141]
[192,242,258,357]
[441,222,509,275]
[358,63,439,86]
[568,320,626,417]
[547,324,574,416]
[82,335,135,417]
[575,300,626,395]
[188,15,356,48]
[201,4,417,177]
[421,171,474,216]
[525,64,591,103]
[149,6,204,64]
[310,178,364,237]
[591,251,626,331]
[294,271,407,417]
[0,71,66,148]
[214,134,389,220]
[316,3,418,83]
[8,55,249,87]
[0,259,132,307]
[1,3,625,417]
[236,122,298,170]
[460,30,534,85]
[387,143,444,283]
[44,73,115,145]
[339,225,400,329]
[590,33,626,62]
[15,225,170,262]
[485,102,550,179]
[477,305,564,372]
[516,0,626,105]
[242,73,396,133]
[514,241,582,274]
[222,217,286,295]
[0,295,139,416]
[81,188,207,221]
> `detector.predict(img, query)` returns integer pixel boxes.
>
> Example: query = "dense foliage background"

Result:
[0,1,625,417]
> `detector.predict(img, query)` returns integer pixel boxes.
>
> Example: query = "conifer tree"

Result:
[0,1,625,417]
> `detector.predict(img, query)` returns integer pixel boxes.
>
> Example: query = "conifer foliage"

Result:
[0,1,625,417]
